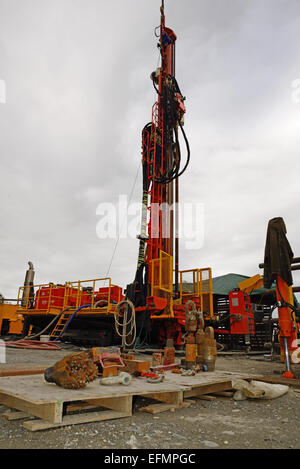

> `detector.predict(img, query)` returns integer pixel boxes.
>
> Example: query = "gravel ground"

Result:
[0,345,299,450]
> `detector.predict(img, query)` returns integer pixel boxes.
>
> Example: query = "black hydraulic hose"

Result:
[215,314,231,324]
[11,307,74,342]
[275,279,299,321]
[155,121,190,184]
[175,122,190,178]
[153,75,190,184]
[53,304,91,342]
[152,79,161,96]
[26,307,74,339]
[172,75,183,96]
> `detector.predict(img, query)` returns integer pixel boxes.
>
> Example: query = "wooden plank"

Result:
[0,392,63,423]
[23,409,130,432]
[184,399,196,405]
[151,364,179,372]
[252,375,300,388]
[85,395,132,414]
[163,370,255,390]
[183,380,234,398]
[211,391,234,397]
[139,399,192,414]
[141,390,183,406]
[65,402,100,413]
[2,410,30,421]
[0,367,46,377]
[139,403,177,414]
[181,400,193,408]
[195,395,216,401]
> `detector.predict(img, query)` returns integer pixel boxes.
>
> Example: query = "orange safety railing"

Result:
[179,267,214,318]
[17,283,66,311]
[17,278,123,314]
[151,250,173,296]
[150,250,174,318]
[64,278,123,312]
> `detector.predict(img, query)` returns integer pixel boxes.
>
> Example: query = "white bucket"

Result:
[40,335,51,343]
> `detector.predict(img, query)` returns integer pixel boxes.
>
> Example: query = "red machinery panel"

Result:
[34,286,66,310]
[229,290,255,336]
[34,285,124,310]
[79,286,123,307]
[67,288,80,307]
[94,286,123,306]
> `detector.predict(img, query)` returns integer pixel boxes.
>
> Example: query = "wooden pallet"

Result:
[0,371,255,431]
[164,370,254,398]
[0,374,187,431]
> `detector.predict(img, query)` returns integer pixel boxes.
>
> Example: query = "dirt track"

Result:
[0,345,299,450]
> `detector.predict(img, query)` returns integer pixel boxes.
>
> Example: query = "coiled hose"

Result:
[114,299,136,348]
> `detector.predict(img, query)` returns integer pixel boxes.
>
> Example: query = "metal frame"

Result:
[151,250,173,295]
[17,278,122,315]
[179,267,214,318]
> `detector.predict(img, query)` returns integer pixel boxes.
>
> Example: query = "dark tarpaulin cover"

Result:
[263,217,294,289]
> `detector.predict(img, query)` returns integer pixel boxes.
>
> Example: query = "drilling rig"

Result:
[7,2,300,383]
[15,1,214,347]
[123,0,214,347]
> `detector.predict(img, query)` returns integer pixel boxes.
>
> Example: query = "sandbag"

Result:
[232,379,289,400]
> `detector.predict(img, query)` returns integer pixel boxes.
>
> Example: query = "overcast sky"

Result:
[0,0,300,299]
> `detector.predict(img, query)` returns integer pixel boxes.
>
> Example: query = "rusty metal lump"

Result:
[44,351,99,389]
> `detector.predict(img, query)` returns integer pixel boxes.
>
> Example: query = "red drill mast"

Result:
[126,1,189,319]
